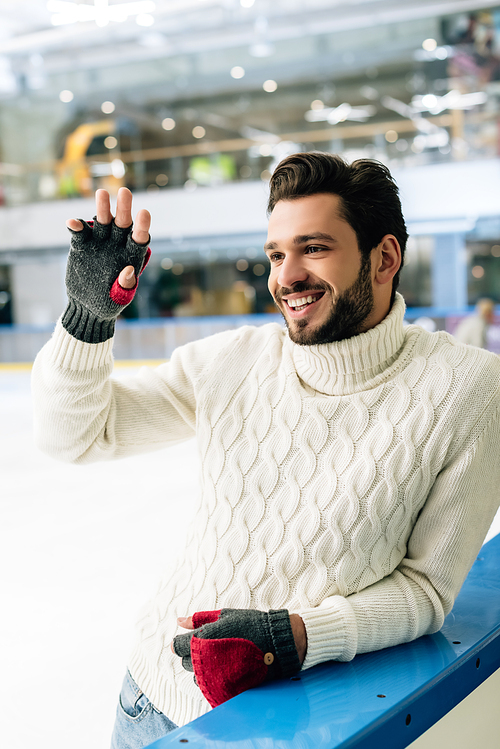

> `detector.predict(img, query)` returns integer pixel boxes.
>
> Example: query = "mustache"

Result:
[275,281,330,303]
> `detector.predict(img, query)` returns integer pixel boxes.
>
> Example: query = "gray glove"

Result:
[172,608,301,707]
[61,217,151,343]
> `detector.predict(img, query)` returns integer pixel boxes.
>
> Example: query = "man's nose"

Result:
[276,255,309,289]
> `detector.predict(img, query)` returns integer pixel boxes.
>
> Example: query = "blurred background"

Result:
[1,0,500,360]
[2,4,500,749]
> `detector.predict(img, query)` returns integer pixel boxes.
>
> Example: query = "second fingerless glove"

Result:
[173,608,301,707]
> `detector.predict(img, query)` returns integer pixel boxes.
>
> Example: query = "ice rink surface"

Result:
[2,364,500,749]
[1,365,198,749]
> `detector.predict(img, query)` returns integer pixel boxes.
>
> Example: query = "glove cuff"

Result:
[268,609,301,677]
[62,297,116,343]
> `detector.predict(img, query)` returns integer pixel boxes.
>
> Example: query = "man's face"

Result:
[265,193,375,345]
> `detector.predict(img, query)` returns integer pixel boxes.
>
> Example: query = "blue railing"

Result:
[145,533,500,748]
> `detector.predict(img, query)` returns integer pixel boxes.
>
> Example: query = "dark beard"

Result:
[275,256,374,345]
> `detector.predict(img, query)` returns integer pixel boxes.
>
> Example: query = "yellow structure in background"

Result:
[57,120,124,197]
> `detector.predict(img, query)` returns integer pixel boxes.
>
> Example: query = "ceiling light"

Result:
[192,126,206,138]
[111,159,125,178]
[263,79,277,92]
[162,117,176,130]
[328,103,350,123]
[305,103,376,124]
[385,130,398,143]
[231,66,245,79]
[435,47,449,60]
[411,90,487,114]
[422,38,437,51]
[414,45,450,62]
[136,13,155,26]
[421,94,438,109]
[47,1,156,28]
[310,100,324,110]
[104,135,118,149]
[101,100,115,113]
[59,89,74,102]
[249,42,274,58]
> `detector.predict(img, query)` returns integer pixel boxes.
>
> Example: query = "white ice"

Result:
[1,367,499,749]
[1,366,198,749]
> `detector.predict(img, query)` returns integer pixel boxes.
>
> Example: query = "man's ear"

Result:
[373,235,401,286]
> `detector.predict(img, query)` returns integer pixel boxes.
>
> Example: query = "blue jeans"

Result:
[110,670,178,749]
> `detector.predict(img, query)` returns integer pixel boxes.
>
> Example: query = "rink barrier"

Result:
[0,313,281,363]
[0,362,34,371]
[145,533,500,749]
[0,360,168,372]
[1,306,498,364]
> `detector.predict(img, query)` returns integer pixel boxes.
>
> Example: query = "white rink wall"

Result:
[1,366,499,749]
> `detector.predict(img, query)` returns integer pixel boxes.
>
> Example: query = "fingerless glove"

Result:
[173,608,301,707]
[62,217,151,343]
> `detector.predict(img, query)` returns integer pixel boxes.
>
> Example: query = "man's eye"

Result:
[269,253,283,262]
[306,245,323,254]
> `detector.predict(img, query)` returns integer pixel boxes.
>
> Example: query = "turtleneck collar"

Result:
[286,293,408,396]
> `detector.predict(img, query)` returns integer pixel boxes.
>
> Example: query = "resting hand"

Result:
[62,187,151,343]
[172,608,303,707]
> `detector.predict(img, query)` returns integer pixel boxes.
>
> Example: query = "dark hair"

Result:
[268,152,408,301]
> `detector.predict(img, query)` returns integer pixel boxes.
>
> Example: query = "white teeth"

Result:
[287,295,319,308]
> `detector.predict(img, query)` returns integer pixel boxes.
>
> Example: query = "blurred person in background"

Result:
[32,153,500,749]
[453,297,495,349]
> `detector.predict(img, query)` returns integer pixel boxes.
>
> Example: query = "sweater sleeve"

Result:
[299,399,500,669]
[32,320,227,464]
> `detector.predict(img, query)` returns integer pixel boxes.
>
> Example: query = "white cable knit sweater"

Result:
[32,294,500,727]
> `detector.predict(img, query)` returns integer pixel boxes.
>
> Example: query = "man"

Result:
[453,297,496,349]
[32,153,500,749]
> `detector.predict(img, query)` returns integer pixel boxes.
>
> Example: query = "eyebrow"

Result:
[264,233,336,251]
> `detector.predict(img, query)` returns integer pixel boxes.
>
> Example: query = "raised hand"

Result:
[62,187,151,343]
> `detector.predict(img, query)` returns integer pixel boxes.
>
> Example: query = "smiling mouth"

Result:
[285,292,324,312]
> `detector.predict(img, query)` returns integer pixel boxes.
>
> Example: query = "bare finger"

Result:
[132,208,151,245]
[118,266,136,289]
[115,187,133,229]
[177,616,194,630]
[66,219,83,232]
[96,189,112,225]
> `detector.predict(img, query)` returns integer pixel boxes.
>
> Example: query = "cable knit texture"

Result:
[31,294,500,726]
